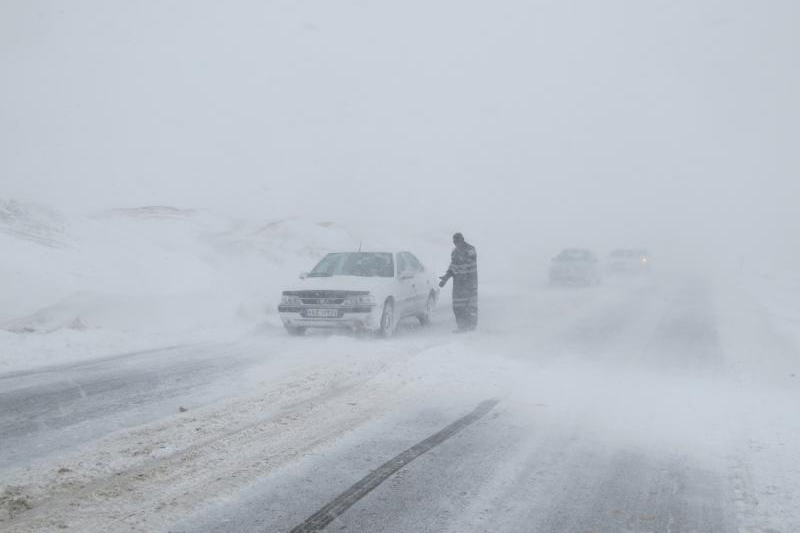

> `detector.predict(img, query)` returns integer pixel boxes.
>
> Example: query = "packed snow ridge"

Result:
[0,199,68,248]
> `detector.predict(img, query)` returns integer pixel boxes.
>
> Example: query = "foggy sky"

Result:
[2,0,798,258]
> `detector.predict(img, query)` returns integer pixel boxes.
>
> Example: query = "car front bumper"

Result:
[278,306,382,331]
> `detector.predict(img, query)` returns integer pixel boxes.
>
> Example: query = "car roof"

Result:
[609,248,649,255]
[325,251,420,255]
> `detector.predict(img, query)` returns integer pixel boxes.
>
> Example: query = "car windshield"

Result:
[610,249,648,258]
[308,252,395,278]
[554,249,592,261]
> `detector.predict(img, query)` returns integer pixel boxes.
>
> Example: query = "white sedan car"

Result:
[278,251,439,336]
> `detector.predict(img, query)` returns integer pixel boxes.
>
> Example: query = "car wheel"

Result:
[378,299,395,337]
[418,292,436,326]
[285,325,306,336]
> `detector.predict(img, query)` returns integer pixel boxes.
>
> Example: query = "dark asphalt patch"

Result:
[289,398,500,533]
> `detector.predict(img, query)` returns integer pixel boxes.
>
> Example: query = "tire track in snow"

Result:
[289,399,499,533]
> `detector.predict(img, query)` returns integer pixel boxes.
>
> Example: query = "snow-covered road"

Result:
[2,274,799,532]
[0,342,279,470]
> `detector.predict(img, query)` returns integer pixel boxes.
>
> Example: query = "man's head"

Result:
[453,232,465,246]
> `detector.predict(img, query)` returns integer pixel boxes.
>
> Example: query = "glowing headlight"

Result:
[281,295,302,305]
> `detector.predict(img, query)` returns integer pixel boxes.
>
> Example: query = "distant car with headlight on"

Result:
[278,251,439,336]
[549,248,601,286]
[606,248,651,275]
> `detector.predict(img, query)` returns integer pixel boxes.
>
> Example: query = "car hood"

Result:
[286,275,388,293]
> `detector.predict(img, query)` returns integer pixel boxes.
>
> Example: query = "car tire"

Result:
[285,325,306,336]
[378,299,395,337]
[418,292,436,326]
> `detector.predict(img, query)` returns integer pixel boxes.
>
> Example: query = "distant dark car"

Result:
[606,248,651,275]
[549,249,601,286]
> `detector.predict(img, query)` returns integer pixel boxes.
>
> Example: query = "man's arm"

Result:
[439,268,453,287]
[440,249,458,287]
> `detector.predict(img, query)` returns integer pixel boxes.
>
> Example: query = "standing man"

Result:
[439,233,478,332]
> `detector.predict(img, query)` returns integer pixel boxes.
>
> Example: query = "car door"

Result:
[404,252,429,313]
[394,253,417,317]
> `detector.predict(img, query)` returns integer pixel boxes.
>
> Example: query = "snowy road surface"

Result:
[0,343,279,470]
[2,274,799,532]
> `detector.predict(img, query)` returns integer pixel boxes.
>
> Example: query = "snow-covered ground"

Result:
[2,200,799,532]
[0,278,797,531]
[740,266,800,356]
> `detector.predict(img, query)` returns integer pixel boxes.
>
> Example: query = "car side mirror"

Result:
[399,270,414,280]
[299,272,309,279]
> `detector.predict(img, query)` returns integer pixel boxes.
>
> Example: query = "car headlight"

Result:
[281,294,302,305]
[344,294,376,306]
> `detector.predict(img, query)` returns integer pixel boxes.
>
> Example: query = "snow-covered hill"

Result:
[1,200,437,372]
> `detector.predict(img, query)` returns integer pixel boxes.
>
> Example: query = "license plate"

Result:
[305,308,339,318]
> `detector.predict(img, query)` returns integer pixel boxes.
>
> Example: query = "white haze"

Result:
[2,3,800,532]
[2,0,799,268]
